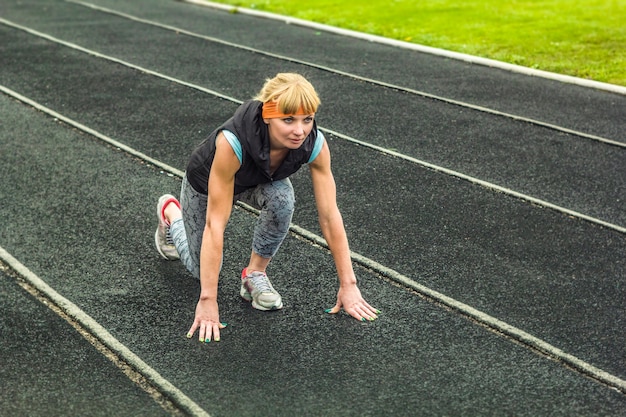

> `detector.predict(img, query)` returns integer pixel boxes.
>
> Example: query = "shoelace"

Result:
[165,227,175,246]
[249,273,272,293]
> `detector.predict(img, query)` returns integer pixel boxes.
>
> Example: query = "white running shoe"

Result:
[155,194,180,261]
[240,268,283,311]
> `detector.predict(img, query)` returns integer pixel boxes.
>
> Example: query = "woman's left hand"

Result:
[326,283,379,321]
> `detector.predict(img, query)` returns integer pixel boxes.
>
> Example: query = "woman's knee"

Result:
[263,179,295,215]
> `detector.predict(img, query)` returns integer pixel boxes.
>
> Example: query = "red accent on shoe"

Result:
[161,197,181,226]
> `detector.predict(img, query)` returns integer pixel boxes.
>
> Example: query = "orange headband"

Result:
[262,100,308,119]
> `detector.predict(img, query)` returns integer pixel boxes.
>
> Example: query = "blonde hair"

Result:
[255,73,321,115]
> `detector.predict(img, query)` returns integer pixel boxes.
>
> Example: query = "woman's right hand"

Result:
[186,297,226,342]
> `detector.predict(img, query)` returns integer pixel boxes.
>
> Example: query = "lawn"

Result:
[211,0,626,87]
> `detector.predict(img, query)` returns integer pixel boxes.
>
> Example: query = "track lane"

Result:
[0,252,207,417]
[68,0,626,142]
[2,84,626,415]
[66,0,626,149]
[6,81,626,394]
[1,18,625,229]
[1,1,624,412]
[0,273,178,416]
[1,23,625,380]
[1,8,621,376]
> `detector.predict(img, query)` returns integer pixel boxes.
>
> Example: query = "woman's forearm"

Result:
[320,211,357,287]
[198,225,224,300]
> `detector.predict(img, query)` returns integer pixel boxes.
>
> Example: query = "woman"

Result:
[155,73,379,343]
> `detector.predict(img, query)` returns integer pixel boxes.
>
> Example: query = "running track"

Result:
[1,0,625,415]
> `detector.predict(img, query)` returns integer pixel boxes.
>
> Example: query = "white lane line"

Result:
[0,18,624,237]
[2,87,625,395]
[0,85,185,179]
[286,220,626,396]
[322,127,626,234]
[66,0,626,149]
[0,18,235,104]
[0,246,211,417]
[183,0,626,97]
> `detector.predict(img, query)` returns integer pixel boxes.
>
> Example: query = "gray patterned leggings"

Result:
[169,175,295,279]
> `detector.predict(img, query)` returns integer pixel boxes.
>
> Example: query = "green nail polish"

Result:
[376,309,382,314]
[324,308,332,313]
[214,338,220,342]
[361,317,366,322]
[205,338,210,343]
[221,322,228,327]
[199,338,204,343]
[186,333,192,339]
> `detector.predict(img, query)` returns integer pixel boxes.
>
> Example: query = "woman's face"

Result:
[265,114,315,150]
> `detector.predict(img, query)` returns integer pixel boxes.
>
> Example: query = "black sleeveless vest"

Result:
[186,100,318,195]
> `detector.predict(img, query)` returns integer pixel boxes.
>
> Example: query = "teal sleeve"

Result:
[307,130,325,163]
[222,130,243,164]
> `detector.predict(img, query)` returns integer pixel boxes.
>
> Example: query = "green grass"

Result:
[213,0,626,87]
